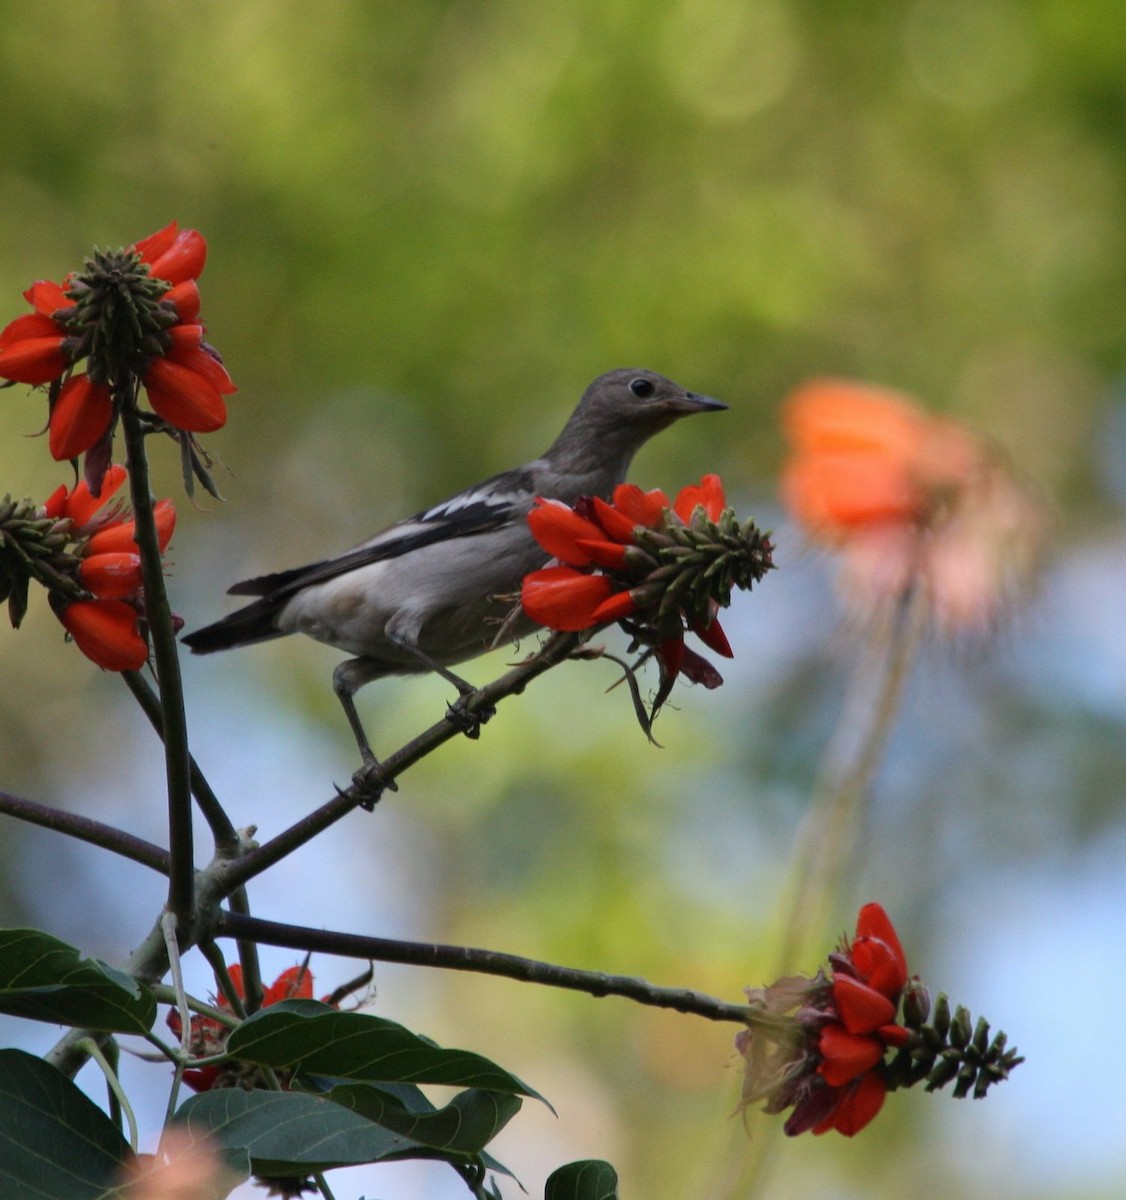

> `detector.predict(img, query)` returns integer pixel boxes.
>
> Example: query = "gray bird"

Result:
[183,368,726,778]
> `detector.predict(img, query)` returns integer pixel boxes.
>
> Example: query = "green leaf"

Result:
[0,928,156,1033]
[327,1080,522,1152]
[0,1049,129,1199]
[545,1160,620,1200]
[175,1088,425,1175]
[227,1000,545,1101]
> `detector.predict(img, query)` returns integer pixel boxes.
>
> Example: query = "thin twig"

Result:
[0,789,170,873]
[217,910,752,1025]
[224,632,583,889]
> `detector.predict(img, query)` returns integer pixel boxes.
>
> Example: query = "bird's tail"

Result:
[181,596,288,654]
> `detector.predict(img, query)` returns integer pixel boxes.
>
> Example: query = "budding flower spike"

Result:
[0,221,234,497]
[735,903,1023,1137]
[521,473,774,733]
[0,466,177,671]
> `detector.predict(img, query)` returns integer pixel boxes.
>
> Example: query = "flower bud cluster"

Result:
[1,465,176,670]
[57,246,179,386]
[631,505,774,634]
[886,987,1024,1101]
[736,903,1022,1138]
[522,475,774,713]
[0,493,83,627]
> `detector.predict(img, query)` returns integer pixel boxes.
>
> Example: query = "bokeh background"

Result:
[1,2,1124,1197]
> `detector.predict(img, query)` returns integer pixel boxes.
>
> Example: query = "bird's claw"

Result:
[350,757,398,810]
[445,693,496,739]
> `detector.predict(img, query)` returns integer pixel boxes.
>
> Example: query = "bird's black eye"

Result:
[629,377,655,398]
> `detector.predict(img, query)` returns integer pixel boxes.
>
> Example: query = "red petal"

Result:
[49,375,113,460]
[610,483,670,528]
[522,567,614,631]
[590,589,638,623]
[833,974,896,1034]
[78,552,143,599]
[164,280,201,322]
[692,613,733,658]
[58,599,147,671]
[575,538,631,570]
[148,228,207,284]
[818,1024,884,1087]
[180,1067,220,1093]
[62,464,127,525]
[144,357,228,432]
[879,1023,911,1048]
[1,313,61,348]
[43,484,69,519]
[0,335,67,384]
[264,965,314,1005]
[527,498,605,565]
[86,501,175,555]
[591,495,642,543]
[852,903,908,995]
[677,645,724,688]
[169,343,237,395]
[23,280,69,315]
[133,220,180,264]
[166,323,204,351]
[814,1070,887,1137]
[674,473,726,523]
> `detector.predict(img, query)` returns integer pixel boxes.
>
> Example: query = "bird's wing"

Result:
[227,466,537,602]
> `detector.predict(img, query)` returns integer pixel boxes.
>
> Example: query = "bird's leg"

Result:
[333,658,398,808]
[387,635,497,738]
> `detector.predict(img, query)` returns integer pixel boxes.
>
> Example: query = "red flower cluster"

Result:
[522,475,741,691]
[781,378,1043,631]
[44,465,175,671]
[736,902,912,1137]
[811,902,911,1134]
[167,963,315,1093]
[0,221,234,486]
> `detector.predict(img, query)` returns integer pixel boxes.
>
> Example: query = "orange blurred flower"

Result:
[119,1129,237,1200]
[781,379,1043,630]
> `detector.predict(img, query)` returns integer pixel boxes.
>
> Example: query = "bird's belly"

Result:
[276,532,548,666]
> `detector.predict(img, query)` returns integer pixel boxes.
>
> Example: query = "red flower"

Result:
[167,963,320,1093]
[781,378,1044,631]
[521,474,764,699]
[737,902,911,1138]
[809,902,910,1135]
[43,467,176,671]
[0,221,234,490]
[57,599,148,672]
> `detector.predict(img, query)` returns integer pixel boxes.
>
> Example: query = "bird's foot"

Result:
[350,754,398,810]
[445,692,496,740]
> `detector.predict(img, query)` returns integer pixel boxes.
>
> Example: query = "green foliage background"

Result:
[1,2,1124,1198]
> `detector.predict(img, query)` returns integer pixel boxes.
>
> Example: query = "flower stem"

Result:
[217,909,753,1024]
[76,1036,139,1153]
[777,590,923,973]
[119,386,194,932]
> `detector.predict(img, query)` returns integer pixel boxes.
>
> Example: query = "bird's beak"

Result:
[669,391,728,414]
